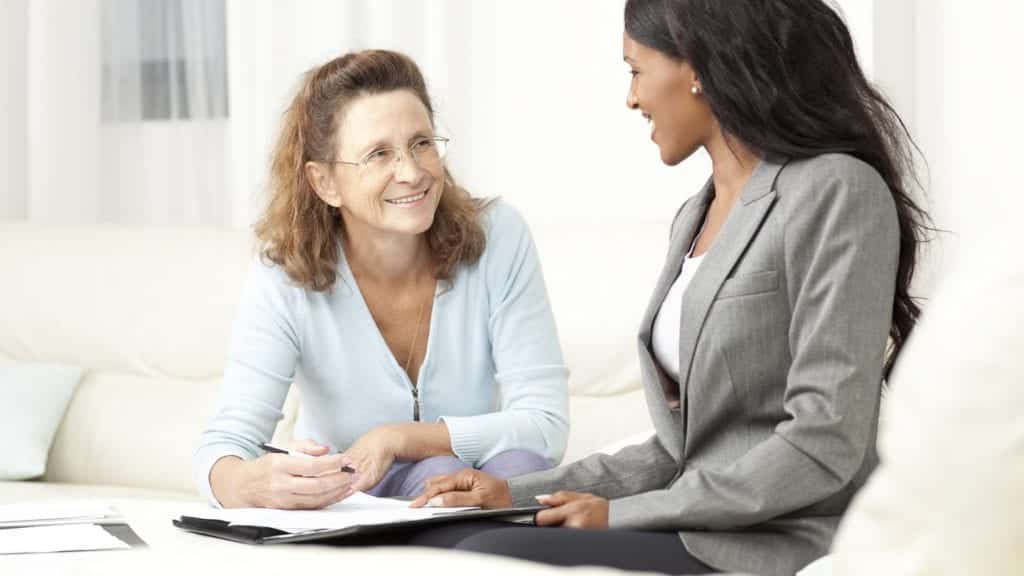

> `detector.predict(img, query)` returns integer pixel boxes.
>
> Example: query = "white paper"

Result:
[0,500,121,528]
[0,524,131,555]
[183,491,477,534]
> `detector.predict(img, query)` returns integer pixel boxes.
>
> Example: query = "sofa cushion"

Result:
[0,224,252,381]
[45,371,220,494]
[0,362,82,480]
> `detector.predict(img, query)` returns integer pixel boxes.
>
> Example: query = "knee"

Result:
[478,449,552,478]
[395,455,469,498]
[409,455,468,479]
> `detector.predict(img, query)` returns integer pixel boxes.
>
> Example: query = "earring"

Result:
[691,84,701,95]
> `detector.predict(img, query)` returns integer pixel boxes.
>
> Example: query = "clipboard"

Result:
[172,505,546,545]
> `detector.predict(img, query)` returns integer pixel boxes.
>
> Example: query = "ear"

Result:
[304,161,342,208]
[676,60,701,91]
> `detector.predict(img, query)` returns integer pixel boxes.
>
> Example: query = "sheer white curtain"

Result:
[99,0,229,225]
[4,0,888,233]
[1,0,229,225]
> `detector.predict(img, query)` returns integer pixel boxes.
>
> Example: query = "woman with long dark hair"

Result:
[410,1,930,574]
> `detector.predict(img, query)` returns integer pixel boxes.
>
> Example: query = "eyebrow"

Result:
[354,130,433,153]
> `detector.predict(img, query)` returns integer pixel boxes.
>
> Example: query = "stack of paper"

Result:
[0,500,132,555]
[0,500,121,528]
[183,491,476,534]
[0,524,130,555]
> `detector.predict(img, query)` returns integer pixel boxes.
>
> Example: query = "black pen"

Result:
[260,442,357,473]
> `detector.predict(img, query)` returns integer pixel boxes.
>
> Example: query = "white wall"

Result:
[853,0,1024,298]
[913,1,1024,283]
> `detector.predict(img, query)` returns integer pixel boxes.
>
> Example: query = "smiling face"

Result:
[307,89,445,241]
[623,32,713,165]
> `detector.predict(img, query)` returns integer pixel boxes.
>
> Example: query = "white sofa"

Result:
[0,218,664,574]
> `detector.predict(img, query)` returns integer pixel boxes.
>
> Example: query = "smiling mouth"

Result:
[385,189,429,205]
[643,112,655,133]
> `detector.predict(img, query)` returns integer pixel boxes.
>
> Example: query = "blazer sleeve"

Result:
[507,434,678,506]
[609,158,900,530]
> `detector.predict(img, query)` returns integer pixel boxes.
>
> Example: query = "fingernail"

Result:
[535,494,551,501]
[427,496,443,508]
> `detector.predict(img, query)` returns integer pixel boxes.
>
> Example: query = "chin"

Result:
[411,214,437,235]
[659,142,697,166]
[659,149,686,166]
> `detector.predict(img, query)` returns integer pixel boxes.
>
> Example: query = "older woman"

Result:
[194,50,568,509]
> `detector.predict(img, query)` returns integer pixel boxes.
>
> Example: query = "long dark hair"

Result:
[625,0,931,380]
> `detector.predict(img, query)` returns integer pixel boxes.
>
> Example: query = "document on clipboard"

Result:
[172,492,544,545]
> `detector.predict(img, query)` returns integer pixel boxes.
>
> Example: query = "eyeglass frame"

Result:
[324,136,451,173]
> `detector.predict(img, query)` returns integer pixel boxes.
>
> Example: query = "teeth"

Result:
[386,191,427,205]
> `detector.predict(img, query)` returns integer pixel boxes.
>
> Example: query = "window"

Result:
[101,0,228,122]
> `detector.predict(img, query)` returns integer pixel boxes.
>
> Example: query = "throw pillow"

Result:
[0,363,82,480]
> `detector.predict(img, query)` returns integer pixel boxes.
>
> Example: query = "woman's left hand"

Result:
[342,426,400,493]
[534,491,609,529]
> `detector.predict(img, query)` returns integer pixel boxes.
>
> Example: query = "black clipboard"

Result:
[172,505,545,545]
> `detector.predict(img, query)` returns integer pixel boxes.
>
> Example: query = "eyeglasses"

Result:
[327,136,450,177]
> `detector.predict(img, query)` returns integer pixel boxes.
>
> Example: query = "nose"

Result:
[626,85,639,110]
[392,151,427,185]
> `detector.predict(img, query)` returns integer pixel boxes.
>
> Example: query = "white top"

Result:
[651,251,706,382]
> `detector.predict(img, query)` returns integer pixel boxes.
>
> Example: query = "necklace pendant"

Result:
[413,397,420,422]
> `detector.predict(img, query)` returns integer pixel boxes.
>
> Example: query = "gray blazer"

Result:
[509,154,899,576]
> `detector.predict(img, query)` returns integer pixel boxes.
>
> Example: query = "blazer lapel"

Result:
[639,180,714,345]
[635,157,787,463]
[676,158,786,417]
[635,181,713,463]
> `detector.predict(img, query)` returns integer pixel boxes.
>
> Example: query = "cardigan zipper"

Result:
[412,384,420,421]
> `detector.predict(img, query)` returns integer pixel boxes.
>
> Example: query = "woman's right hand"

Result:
[211,439,359,509]
[410,469,513,509]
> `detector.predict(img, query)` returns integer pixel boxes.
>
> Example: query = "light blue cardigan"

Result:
[193,201,570,504]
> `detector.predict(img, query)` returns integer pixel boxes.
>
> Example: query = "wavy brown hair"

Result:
[255,50,489,292]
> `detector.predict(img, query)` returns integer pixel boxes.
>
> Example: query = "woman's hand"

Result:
[342,426,402,493]
[211,439,358,509]
[410,469,513,509]
[534,491,609,529]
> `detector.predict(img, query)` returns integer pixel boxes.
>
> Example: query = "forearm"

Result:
[383,422,455,461]
[208,455,248,508]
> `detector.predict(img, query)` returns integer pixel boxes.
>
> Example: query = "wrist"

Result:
[373,424,406,459]
[209,455,247,508]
